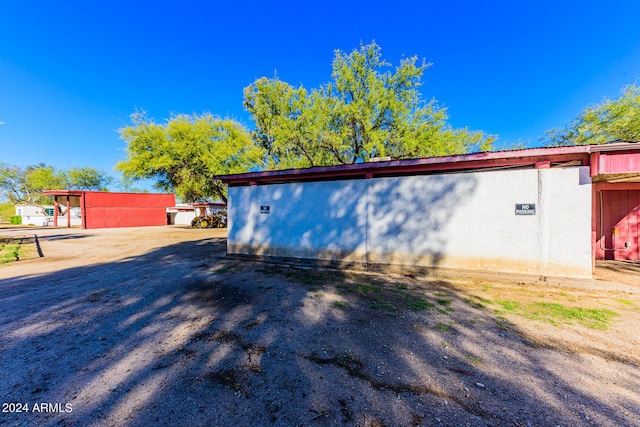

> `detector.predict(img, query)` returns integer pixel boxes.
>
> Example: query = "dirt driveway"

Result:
[0,226,639,427]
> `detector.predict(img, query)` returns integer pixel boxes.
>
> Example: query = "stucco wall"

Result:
[174,211,196,225]
[16,205,81,226]
[228,166,592,278]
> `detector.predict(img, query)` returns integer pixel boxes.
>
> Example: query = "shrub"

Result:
[10,216,22,225]
[0,202,15,221]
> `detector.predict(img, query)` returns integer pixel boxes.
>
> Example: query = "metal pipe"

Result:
[598,190,629,252]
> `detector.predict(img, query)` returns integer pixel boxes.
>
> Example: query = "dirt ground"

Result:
[0,226,639,427]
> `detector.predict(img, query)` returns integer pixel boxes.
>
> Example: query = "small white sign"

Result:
[515,204,536,215]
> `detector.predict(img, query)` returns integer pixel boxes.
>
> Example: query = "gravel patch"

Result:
[0,226,639,426]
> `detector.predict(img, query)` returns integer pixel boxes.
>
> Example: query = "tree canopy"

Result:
[116,112,264,203]
[65,167,114,191]
[544,83,640,146]
[0,163,113,204]
[243,42,495,169]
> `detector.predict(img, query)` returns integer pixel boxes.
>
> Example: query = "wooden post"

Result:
[80,193,86,229]
[53,197,59,227]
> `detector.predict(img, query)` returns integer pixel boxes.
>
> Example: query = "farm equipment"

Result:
[191,211,227,228]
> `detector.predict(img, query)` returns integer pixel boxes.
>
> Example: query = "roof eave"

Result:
[218,146,592,186]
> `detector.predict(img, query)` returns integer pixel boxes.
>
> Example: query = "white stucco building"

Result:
[219,142,640,279]
[15,204,81,227]
[166,202,227,225]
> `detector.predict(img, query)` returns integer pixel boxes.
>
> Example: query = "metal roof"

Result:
[217,142,640,186]
[218,144,619,186]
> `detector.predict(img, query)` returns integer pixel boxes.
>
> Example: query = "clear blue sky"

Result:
[1,0,639,186]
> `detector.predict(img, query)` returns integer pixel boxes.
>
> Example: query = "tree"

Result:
[243,42,494,169]
[117,112,264,203]
[65,167,114,191]
[0,163,29,203]
[544,83,640,146]
[0,163,114,205]
[0,163,64,204]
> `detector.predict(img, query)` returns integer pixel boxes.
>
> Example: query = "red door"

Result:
[598,190,640,260]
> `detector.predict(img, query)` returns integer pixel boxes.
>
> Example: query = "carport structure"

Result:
[43,190,176,229]
[220,141,640,279]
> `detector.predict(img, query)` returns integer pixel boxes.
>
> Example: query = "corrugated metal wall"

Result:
[596,190,640,260]
[84,193,175,229]
[597,151,640,174]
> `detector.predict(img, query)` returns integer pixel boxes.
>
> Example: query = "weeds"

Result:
[370,298,397,312]
[332,301,349,310]
[1,244,20,263]
[527,303,617,329]
[335,279,438,313]
[465,296,490,308]
[0,236,36,264]
[495,316,510,330]
[404,295,435,311]
[494,299,521,312]
[491,297,618,330]
[465,354,482,364]
[435,323,450,332]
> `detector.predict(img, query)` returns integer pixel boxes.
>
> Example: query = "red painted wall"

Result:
[595,188,640,260]
[83,192,175,229]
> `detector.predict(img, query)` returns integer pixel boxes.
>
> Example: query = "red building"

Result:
[42,191,176,229]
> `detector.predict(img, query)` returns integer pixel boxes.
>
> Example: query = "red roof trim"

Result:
[218,146,594,186]
[42,190,85,196]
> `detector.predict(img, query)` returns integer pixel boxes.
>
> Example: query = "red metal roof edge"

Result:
[42,190,86,196]
[217,145,597,185]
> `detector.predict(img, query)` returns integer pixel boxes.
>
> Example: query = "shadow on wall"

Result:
[233,173,477,270]
[367,174,477,267]
[0,235,634,426]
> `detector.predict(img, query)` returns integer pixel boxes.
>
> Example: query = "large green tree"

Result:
[0,163,111,204]
[0,163,63,204]
[65,167,114,191]
[117,112,264,203]
[544,83,640,146]
[243,42,494,169]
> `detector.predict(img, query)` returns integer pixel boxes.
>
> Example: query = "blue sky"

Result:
[1,1,639,186]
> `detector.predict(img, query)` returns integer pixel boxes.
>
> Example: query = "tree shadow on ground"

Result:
[0,237,638,426]
[594,260,640,288]
[596,260,640,275]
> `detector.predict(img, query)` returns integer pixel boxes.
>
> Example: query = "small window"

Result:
[45,208,54,216]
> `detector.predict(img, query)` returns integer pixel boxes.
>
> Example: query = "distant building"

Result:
[42,191,176,229]
[166,202,227,225]
[166,204,198,226]
[15,204,81,226]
